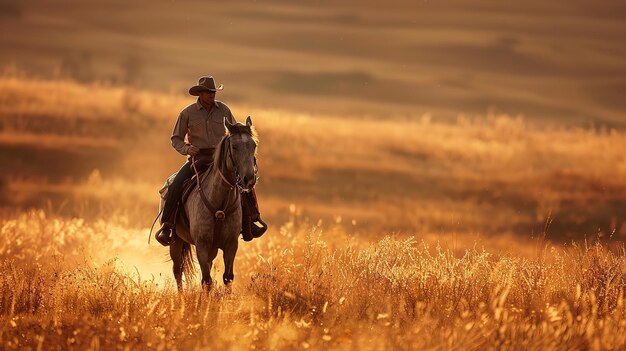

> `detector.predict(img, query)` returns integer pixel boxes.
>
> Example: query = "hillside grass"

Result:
[1,76,626,240]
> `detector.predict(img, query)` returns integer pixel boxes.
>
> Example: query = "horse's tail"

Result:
[181,240,196,280]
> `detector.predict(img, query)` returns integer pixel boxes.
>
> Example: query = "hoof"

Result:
[201,280,213,292]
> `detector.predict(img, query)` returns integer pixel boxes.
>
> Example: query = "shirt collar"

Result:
[196,98,218,110]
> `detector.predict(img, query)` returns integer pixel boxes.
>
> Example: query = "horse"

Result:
[167,116,258,291]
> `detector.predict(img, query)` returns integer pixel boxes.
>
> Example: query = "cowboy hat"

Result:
[189,76,224,96]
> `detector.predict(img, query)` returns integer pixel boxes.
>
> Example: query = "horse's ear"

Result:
[246,116,253,127]
[224,117,235,133]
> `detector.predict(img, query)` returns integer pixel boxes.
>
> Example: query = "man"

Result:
[155,76,265,246]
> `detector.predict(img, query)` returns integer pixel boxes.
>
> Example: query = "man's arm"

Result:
[171,111,190,156]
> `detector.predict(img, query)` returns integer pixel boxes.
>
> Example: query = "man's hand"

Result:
[187,145,200,156]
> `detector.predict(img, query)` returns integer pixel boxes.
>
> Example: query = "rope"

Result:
[147,206,164,244]
[191,155,202,188]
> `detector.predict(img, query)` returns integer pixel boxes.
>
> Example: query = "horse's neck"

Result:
[202,164,235,208]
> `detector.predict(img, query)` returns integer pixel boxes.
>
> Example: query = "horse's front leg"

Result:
[223,239,239,286]
[196,239,219,291]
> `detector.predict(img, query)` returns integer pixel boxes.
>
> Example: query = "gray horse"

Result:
[166,116,258,291]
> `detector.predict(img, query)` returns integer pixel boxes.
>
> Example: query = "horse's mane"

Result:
[212,122,258,166]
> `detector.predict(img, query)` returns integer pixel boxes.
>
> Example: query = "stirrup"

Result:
[155,223,174,246]
[251,218,268,238]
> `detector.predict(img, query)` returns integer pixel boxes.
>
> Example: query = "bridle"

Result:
[221,134,259,193]
[221,136,246,193]
[190,134,257,230]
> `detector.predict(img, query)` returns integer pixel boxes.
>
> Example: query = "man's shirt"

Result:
[171,99,236,156]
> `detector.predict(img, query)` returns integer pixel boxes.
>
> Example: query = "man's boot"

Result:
[155,222,174,246]
[251,217,268,238]
[241,189,267,241]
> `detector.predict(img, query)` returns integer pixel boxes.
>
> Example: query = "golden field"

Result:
[1,75,626,350]
[2,210,626,350]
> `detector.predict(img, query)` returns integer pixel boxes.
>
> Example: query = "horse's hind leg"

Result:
[223,241,239,286]
[169,238,184,291]
[196,241,219,291]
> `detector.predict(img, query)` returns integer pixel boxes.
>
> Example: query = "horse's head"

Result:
[224,116,258,190]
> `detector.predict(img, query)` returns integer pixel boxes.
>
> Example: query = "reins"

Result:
[190,137,240,238]
[219,136,248,192]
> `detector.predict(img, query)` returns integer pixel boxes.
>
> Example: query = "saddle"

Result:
[159,169,267,241]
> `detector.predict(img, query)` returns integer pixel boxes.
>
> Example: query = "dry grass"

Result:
[1,210,625,350]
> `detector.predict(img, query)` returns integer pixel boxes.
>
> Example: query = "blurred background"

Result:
[1,0,626,247]
[2,0,625,124]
